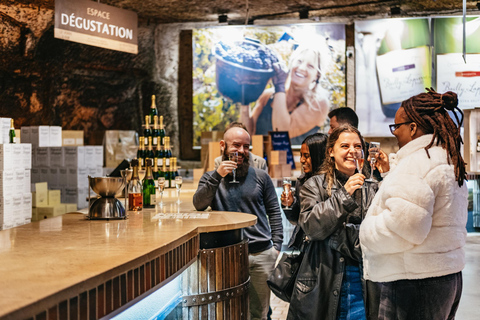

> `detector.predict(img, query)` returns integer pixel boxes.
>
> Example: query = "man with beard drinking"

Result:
[193,124,283,320]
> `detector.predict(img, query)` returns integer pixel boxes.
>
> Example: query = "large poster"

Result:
[355,18,431,137]
[434,16,480,109]
[192,24,346,147]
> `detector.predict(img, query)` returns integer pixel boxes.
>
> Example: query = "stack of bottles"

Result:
[136,95,180,189]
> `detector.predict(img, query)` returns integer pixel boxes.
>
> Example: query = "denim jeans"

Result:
[338,264,367,320]
[372,272,462,320]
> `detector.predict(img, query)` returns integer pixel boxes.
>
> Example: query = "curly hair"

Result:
[401,88,466,187]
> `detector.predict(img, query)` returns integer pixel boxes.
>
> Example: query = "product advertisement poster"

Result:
[355,18,431,137]
[434,16,480,109]
[192,23,346,147]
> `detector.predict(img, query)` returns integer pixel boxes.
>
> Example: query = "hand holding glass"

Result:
[283,177,292,209]
[175,176,183,204]
[366,142,380,182]
[158,177,165,205]
[229,152,239,183]
[353,149,366,189]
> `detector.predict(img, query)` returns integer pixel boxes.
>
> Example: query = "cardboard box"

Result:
[32,182,48,207]
[207,141,221,171]
[48,189,61,206]
[49,126,62,147]
[268,164,291,179]
[24,169,31,194]
[62,130,84,146]
[84,146,96,168]
[0,118,11,145]
[64,203,78,213]
[67,167,88,188]
[36,204,66,218]
[104,130,137,168]
[12,144,23,169]
[49,147,65,167]
[64,146,85,168]
[64,187,88,210]
[269,150,287,165]
[200,131,222,165]
[0,171,15,197]
[48,168,59,189]
[0,144,14,170]
[21,126,31,144]
[35,147,50,167]
[30,126,50,147]
[251,135,264,158]
[22,143,32,169]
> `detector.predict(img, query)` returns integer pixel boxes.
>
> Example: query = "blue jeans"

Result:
[338,264,367,320]
[373,272,462,320]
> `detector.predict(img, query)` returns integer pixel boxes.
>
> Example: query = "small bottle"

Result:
[159,115,166,146]
[128,159,143,211]
[144,115,151,147]
[137,137,146,169]
[162,161,170,188]
[9,119,15,144]
[149,95,158,126]
[152,115,160,148]
[143,159,156,208]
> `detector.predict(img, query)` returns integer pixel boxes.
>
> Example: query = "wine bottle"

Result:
[156,144,165,169]
[152,115,160,148]
[153,157,160,182]
[164,136,172,168]
[162,161,170,188]
[159,115,166,146]
[149,95,158,125]
[9,119,16,144]
[146,136,155,161]
[128,159,143,211]
[143,159,156,208]
[137,137,146,169]
[172,157,179,177]
[170,158,176,188]
[144,115,151,147]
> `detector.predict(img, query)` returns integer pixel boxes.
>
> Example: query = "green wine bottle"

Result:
[152,115,160,148]
[143,159,156,208]
[143,115,151,147]
[9,119,15,144]
[149,95,158,126]
[159,115,166,146]
[137,137,146,169]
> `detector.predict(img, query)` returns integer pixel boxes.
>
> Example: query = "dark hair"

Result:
[401,88,466,187]
[328,107,359,128]
[320,124,365,195]
[224,121,249,134]
[301,133,328,179]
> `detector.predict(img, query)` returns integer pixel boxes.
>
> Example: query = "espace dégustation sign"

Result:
[54,0,138,54]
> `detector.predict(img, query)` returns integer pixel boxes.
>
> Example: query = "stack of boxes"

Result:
[268,150,291,179]
[0,132,32,230]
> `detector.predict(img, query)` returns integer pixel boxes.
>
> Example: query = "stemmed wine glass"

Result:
[282,177,292,209]
[366,142,380,182]
[158,177,165,206]
[175,176,183,204]
[229,152,239,183]
[353,149,366,189]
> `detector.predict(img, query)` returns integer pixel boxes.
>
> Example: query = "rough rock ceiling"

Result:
[3,0,480,24]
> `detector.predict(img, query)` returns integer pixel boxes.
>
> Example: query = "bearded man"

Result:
[193,123,283,320]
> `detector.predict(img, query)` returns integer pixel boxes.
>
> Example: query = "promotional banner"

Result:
[54,0,138,54]
[192,23,346,147]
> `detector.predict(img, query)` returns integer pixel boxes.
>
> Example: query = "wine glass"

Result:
[366,142,380,182]
[158,177,165,206]
[138,169,146,181]
[282,177,292,209]
[353,149,366,189]
[175,176,183,204]
[229,152,239,183]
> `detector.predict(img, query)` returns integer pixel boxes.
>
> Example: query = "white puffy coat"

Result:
[360,134,468,282]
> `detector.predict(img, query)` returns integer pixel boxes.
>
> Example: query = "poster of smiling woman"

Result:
[192,23,346,147]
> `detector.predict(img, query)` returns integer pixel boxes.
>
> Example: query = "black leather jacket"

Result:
[287,173,378,320]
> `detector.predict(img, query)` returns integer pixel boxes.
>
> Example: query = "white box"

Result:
[12,195,23,226]
[22,143,32,169]
[84,146,95,168]
[93,146,103,168]
[35,147,50,167]
[23,193,32,224]
[24,169,31,194]
[0,144,14,170]
[58,168,68,188]
[49,147,65,167]
[0,196,14,230]
[21,127,31,144]
[49,126,62,147]
[14,169,25,194]
[0,171,15,197]
[12,144,23,169]
[30,126,50,147]
[67,167,88,188]
[0,118,11,145]
[48,168,59,189]
[64,146,85,168]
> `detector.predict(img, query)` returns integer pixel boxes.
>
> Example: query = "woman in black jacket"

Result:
[287,124,378,320]
[281,133,328,250]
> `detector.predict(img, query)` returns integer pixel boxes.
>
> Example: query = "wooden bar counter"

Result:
[0,184,256,320]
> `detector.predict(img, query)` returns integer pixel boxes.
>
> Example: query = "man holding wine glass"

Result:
[193,124,283,320]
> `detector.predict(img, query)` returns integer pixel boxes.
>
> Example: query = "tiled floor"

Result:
[269,233,480,320]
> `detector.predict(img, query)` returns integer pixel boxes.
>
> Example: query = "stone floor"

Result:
[269,233,480,320]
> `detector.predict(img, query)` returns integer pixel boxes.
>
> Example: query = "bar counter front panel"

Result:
[0,186,257,320]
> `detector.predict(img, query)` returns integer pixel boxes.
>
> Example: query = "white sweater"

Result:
[360,134,468,282]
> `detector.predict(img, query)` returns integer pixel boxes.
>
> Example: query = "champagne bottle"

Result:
[144,115,151,147]
[143,159,156,208]
[159,115,166,146]
[146,136,155,161]
[164,136,172,168]
[162,161,170,188]
[9,119,15,144]
[128,159,143,211]
[153,157,160,182]
[152,115,160,148]
[137,137,146,169]
[172,157,179,177]
[156,144,165,169]
[149,95,158,125]
[170,159,176,188]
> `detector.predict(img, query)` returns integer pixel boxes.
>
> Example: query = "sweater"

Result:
[193,167,283,253]
[360,134,468,282]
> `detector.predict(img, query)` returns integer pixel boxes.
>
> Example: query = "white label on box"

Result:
[13,144,23,169]
[49,126,62,147]
[63,138,75,145]
[84,146,95,168]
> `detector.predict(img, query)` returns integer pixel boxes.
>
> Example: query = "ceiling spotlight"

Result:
[390,6,401,15]
[299,9,309,19]
[218,14,228,23]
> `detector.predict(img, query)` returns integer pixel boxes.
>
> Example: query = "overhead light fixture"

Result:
[299,9,309,20]
[218,14,228,23]
[390,6,401,15]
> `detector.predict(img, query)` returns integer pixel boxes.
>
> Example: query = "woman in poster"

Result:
[240,45,329,145]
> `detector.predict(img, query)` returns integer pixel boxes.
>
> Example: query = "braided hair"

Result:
[401,88,466,187]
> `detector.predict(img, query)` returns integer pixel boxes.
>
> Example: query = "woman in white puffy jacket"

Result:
[360,89,468,320]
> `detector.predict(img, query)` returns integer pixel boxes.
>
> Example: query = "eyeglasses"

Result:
[389,121,414,134]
